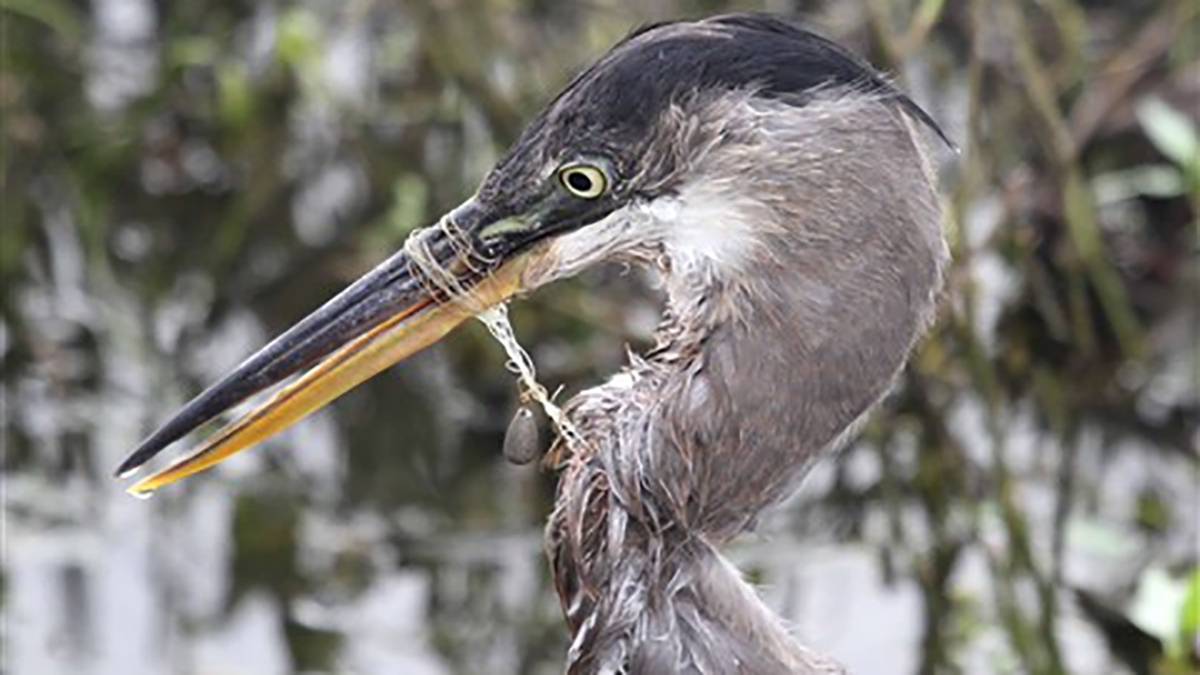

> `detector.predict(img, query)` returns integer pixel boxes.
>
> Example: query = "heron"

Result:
[117,14,950,674]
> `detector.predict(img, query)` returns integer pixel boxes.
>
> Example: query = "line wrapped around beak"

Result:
[117,203,536,496]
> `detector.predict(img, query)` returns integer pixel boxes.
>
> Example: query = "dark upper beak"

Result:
[116,199,549,495]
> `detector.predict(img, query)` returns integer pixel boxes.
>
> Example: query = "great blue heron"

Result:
[118,14,950,674]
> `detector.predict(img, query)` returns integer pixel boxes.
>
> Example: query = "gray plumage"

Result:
[537,91,945,675]
[468,17,949,675]
[115,13,950,675]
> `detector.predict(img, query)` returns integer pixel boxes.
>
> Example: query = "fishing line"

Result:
[475,303,584,451]
[402,218,584,452]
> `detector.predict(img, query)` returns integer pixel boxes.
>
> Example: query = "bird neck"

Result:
[639,99,947,538]
[645,192,943,541]
[559,535,842,674]
[550,97,947,674]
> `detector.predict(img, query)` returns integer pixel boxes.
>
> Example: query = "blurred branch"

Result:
[897,0,947,58]
[0,0,84,46]
[1003,0,1145,359]
[1068,5,1185,159]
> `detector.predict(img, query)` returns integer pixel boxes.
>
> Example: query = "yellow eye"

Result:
[558,164,608,199]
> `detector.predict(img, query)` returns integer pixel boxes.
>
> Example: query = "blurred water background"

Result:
[3,1,1198,674]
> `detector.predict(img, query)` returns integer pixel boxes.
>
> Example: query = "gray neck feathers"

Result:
[551,92,946,674]
[639,92,946,537]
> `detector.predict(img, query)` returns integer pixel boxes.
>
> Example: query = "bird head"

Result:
[116,14,947,494]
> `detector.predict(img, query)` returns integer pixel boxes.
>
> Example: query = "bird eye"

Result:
[558,164,608,199]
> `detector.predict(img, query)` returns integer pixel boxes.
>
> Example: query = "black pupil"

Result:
[567,171,594,193]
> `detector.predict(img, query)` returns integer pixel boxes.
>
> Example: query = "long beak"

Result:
[117,200,539,496]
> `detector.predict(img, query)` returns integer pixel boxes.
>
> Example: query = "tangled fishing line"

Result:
[402,218,584,452]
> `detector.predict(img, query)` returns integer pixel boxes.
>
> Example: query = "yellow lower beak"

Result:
[126,254,531,496]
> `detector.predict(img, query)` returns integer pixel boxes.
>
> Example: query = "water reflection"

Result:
[5,1,1197,674]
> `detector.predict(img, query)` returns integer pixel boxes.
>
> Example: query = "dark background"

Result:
[3,1,1197,673]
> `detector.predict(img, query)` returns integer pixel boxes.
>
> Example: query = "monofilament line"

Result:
[403,216,489,313]
[402,218,584,452]
[474,304,584,450]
